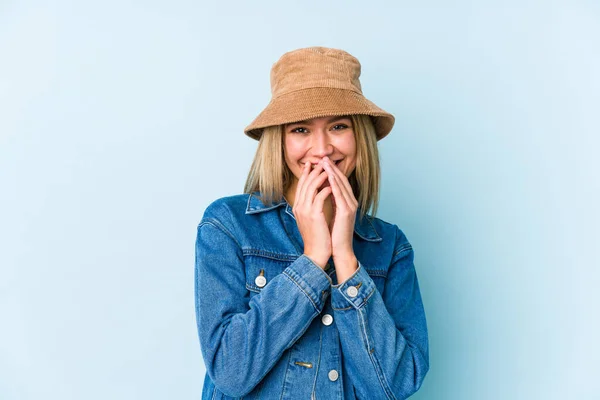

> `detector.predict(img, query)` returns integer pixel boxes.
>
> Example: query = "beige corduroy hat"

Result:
[244,47,395,141]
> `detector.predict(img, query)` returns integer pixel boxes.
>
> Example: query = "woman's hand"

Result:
[293,161,333,269]
[322,156,358,278]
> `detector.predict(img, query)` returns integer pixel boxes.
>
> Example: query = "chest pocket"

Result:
[243,249,298,294]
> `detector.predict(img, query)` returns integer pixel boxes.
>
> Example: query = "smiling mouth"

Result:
[306,159,343,168]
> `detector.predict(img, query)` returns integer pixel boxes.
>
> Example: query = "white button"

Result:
[328,369,339,382]
[321,314,333,326]
[255,275,267,288]
[346,286,358,298]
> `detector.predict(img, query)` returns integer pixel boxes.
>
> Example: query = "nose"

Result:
[311,129,334,158]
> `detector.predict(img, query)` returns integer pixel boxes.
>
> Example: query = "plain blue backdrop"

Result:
[1,1,598,399]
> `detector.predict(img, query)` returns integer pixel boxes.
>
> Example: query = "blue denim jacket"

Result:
[195,192,429,399]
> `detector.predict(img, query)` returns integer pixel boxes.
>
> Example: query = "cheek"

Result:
[336,132,356,153]
[339,138,357,167]
[348,136,357,155]
[284,140,304,163]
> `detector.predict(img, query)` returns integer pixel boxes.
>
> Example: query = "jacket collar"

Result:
[245,192,382,242]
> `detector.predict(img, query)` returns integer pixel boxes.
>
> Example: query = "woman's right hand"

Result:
[292,161,332,269]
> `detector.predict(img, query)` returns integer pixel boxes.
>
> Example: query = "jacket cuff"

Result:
[331,262,376,310]
[283,254,332,313]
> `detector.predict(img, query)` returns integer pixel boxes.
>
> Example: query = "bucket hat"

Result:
[244,47,395,141]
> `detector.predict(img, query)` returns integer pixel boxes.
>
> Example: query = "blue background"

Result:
[1,1,598,398]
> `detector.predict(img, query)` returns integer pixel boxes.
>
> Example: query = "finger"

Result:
[324,157,356,204]
[298,163,326,209]
[297,162,320,207]
[325,164,351,212]
[323,160,353,209]
[305,170,329,205]
[313,185,332,212]
[295,161,311,206]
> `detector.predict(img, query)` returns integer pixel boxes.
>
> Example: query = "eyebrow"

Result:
[286,116,351,126]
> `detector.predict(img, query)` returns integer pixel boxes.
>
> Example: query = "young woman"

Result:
[195,47,429,399]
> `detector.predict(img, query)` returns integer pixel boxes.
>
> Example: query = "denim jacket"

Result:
[194,192,429,399]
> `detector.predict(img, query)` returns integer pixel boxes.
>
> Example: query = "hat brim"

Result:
[244,87,395,141]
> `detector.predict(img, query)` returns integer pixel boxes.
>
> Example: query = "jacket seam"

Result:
[245,192,286,214]
[368,349,397,400]
[392,243,413,259]
[245,283,260,293]
[199,219,242,248]
[310,322,325,397]
[367,269,387,278]
[242,248,299,261]
[360,287,376,308]
[353,287,376,310]
[358,307,397,400]
[279,351,294,400]
[331,286,376,311]
[282,270,322,313]
[239,313,315,397]
[332,304,353,311]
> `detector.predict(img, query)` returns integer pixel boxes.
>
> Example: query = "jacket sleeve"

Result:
[330,226,429,400]
[194,216,332,397]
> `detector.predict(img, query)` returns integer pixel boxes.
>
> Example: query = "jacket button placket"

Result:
[321,314,333,326]
[328,369,339,382]
[317,306,343,399]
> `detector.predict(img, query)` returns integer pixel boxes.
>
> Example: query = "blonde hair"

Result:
[243,115,380,221]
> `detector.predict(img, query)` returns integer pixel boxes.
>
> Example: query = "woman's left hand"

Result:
[322,156,358,273]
